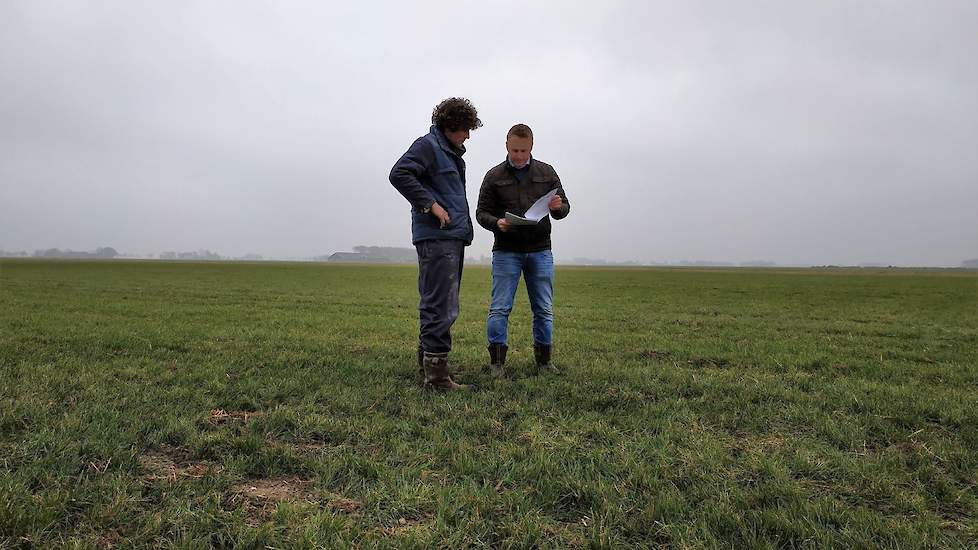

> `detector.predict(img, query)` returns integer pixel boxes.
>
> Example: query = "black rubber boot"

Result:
[487,343,508,378]
[534,343,559,375]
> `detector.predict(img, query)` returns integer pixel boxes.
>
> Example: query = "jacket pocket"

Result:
[528,178,558,208]
[491,178,517,191]
[530,175,559,194]
[441,193,468,230]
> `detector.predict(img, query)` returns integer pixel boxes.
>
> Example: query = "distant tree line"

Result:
[26,247,119,259]
[5,246,975,267]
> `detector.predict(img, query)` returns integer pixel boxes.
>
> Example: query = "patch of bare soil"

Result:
[294,441,330,454]
[377,514,433,537]
[329,497,364,513]
[226,477,319,525]
[206,409,264,425]
[138,445,222,481]
[733,434,788,454]
[231,477,314,502]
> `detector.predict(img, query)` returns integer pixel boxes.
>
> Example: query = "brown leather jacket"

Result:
[476,158,570,252]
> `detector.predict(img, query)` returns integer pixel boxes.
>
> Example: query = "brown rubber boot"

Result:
[417,345,424,379]
[487,343,508,378]
[534,343,559,375]
[422,351,474,391]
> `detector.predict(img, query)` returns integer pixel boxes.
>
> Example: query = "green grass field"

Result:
[1,259,976,548]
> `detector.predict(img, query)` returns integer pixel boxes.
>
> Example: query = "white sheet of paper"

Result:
[505,189,558,225]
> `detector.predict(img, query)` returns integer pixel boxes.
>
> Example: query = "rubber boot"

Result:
[534,343,559,375]
[422,351,474,392]
[487,343,508,378]
[417,345,424,379]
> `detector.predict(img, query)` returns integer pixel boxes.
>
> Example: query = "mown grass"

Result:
[1,259,976,548]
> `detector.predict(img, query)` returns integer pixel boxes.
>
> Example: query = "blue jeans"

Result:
[487,250,554,346]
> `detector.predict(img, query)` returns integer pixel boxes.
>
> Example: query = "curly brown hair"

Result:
[431,97,483,132]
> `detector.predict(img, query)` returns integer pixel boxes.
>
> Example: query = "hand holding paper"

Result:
[548,194,563,210]
[505,189,559,226]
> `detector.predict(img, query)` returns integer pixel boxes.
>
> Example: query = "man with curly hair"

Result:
[476,123,570,378]
[389,97,482,391]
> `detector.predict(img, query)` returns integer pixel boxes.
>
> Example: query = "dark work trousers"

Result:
[415,239,465,354]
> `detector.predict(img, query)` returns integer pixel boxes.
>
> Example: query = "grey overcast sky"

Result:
[1,1,976,265]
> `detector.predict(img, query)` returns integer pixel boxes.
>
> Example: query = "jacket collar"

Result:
[429,125,465,157]
[505,156,534,174]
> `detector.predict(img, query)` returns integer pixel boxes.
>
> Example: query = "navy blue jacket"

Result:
[389,126,474,245]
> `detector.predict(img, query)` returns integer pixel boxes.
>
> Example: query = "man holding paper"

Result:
[475,124,570,377]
